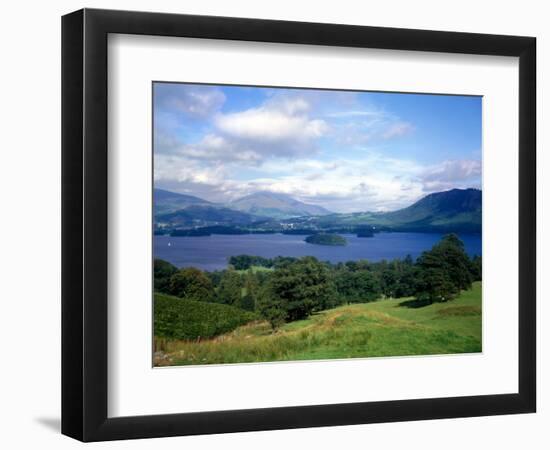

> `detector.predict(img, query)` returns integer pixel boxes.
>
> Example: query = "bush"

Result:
[154,293,257,340]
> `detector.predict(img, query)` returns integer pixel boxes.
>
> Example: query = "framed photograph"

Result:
[62,8,536,441]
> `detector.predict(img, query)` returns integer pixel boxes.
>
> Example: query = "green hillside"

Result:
[154,293,258,341]
[380,188,482,232]
[155,282,481,366]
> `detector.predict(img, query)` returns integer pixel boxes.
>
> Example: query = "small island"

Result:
[305,233,347,246]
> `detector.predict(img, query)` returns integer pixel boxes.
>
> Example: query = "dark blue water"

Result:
[154,232,481,272]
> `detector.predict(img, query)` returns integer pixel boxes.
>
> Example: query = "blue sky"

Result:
[154,82,481,212]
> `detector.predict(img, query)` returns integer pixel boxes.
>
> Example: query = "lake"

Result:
[154,232,482,271]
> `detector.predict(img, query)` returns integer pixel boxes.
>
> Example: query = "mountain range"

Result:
[154,188,481,234]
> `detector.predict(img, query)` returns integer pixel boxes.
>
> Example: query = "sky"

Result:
[153,82,481,213]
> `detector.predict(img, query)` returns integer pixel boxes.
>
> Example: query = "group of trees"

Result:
[227,254,295,270]
[154,234,482,331]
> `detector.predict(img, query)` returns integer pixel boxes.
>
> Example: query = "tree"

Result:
[393,263,418,298]
[153,259,178,294]
[206,270,224,289]
[168,267,214,302]
[470,255,482,281]
[334,268,380,303]
[228,255,272,270]
[239,271,259,311]
[415,267,457,303]
[256,284,286,330]
[414,234,473,303]
[385,257,418,298]
[217,269,242,306]
[269,257,335,322]
[380,265,397,297]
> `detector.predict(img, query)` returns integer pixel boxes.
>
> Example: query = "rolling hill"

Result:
[229,191,332,219]
[155,282,482,366]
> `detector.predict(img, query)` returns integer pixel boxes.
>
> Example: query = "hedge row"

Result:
[154,293,258,340]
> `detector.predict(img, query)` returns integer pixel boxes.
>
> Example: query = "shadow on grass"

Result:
[398,298,433,309]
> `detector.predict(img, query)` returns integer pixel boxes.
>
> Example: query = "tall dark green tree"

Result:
[256,283,286,330]
[414,234,473,303]
[387,257,418,298]
[269,256,335,322]
[414,267,456,303]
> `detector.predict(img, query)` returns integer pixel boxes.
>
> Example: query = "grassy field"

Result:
[155,282,481,366]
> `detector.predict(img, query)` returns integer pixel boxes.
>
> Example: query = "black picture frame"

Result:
[62,8,536,442]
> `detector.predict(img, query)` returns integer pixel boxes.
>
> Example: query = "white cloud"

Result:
[421,159,481,182]
[155,84,226,118]
[211,155,427,212]
[382,122,415,139]
[215,108,327,142]
[163,94,330,163]
[326,110,383,118]
[153,85,480,211]
[155,154,227,186]
[175,134,263,164]
[330,112,414,146]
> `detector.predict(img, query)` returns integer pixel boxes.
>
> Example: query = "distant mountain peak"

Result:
[154,188,211,202]
[153,188,212,215]
[230,191,332,219]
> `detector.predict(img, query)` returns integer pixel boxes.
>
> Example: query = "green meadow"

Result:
[154,281,481,366]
